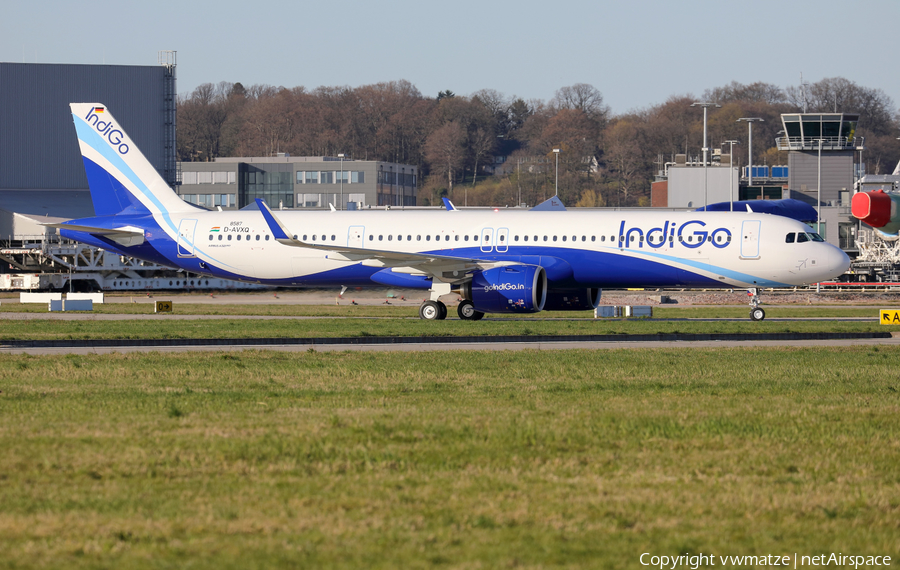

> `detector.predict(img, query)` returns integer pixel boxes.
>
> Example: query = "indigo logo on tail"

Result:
[85,107,130,155]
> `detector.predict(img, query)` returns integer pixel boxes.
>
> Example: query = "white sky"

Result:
[3,0,897,114]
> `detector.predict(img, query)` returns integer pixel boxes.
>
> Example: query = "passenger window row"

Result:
[209,234,270,241]
[207,230,730,246]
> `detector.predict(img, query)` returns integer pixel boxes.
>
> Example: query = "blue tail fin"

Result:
[70,103,191,217]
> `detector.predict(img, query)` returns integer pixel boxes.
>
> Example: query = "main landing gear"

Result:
[419,300,448,320]
[419,299,485,321]
[418,278,484,321]
[457,299,485,321]
[419,278,452,320]
[747,287,765,321]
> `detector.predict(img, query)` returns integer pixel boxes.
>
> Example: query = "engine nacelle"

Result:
[543,288,601,311]
[462,265,547,314]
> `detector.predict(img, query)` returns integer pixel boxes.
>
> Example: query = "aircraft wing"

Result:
[255,199,506,279]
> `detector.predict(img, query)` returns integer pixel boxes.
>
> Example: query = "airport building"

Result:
[178,156,418,210]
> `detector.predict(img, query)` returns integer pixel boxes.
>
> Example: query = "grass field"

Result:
[1,347,898,568]
[0,317,894,342]
[0,299,892,319]
[0,302,897,342]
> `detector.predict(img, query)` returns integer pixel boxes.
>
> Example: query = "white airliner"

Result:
[50,103,850,321]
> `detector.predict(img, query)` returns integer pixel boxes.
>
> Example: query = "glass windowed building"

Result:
[178,156,417,210]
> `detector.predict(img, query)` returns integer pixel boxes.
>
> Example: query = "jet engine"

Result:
[460,265,547,314]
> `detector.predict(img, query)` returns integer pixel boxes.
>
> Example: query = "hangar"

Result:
[0,54,192,291]
[0,54,177,240]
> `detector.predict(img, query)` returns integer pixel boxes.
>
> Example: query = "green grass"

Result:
[0,301,897,341]
[2,298,895,320]
[1,347,898,568]
[0,314,895,341]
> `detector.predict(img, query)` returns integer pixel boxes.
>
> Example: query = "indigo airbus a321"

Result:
[50,103,850,321]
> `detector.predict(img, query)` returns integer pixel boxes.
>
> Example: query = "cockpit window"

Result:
[797,233,809,243]
[808,232,824,242]
[785,233,795,243]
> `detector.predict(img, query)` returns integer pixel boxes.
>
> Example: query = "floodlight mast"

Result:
[552,148,560,196]
[338,153,345,210]
[692,102,720,207]
[723,140,739,211]
[737,118,764,190]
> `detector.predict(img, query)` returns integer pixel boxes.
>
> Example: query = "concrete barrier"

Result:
[625,305,653,317]
[21,292,62,303]
[67,293,104,304]
[49,299,94,312]
[64,299,94,311]
[594,306,619,318]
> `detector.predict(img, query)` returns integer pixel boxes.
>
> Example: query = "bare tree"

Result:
[703,81,787,105]
[552,83,610,125]
[603,118,645,206]
[424,121,466,198]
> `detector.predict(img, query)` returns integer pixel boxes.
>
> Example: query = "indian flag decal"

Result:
[210,226,220,232]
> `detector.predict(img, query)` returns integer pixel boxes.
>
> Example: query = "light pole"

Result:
[737,118,764,196]
[691,102,720,207]
[338,153,345,210]
[815,139,824,235]
[723,140,739,210]
[553,148,560,197]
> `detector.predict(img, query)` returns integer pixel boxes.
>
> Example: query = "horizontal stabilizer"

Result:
[44,222,145,247]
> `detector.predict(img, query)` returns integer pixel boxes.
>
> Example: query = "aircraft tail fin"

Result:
[70,103,192,217]
[530,196,567,211]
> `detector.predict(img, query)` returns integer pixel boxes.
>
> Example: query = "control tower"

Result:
[776,113,864,207]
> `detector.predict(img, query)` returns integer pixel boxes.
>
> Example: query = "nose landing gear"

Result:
[747,288,765,321]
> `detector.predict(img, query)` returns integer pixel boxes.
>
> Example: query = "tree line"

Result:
[176,77,900,207]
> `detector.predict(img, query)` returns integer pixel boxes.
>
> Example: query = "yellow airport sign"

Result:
[880,309,900,325]
[155,301,173,313]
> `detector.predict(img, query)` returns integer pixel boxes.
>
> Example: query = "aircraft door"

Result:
[740,220,761,259]
[480,227,494,253]
[348,225,365,248]
[177,219,198,258]
[496,228,509,252]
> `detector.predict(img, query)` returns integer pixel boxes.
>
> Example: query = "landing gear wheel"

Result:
[746,287,765,322]
[457,300,485,321]
[419,300,448,320]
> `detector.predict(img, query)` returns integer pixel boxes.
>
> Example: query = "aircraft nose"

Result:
[827,246,851,277]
